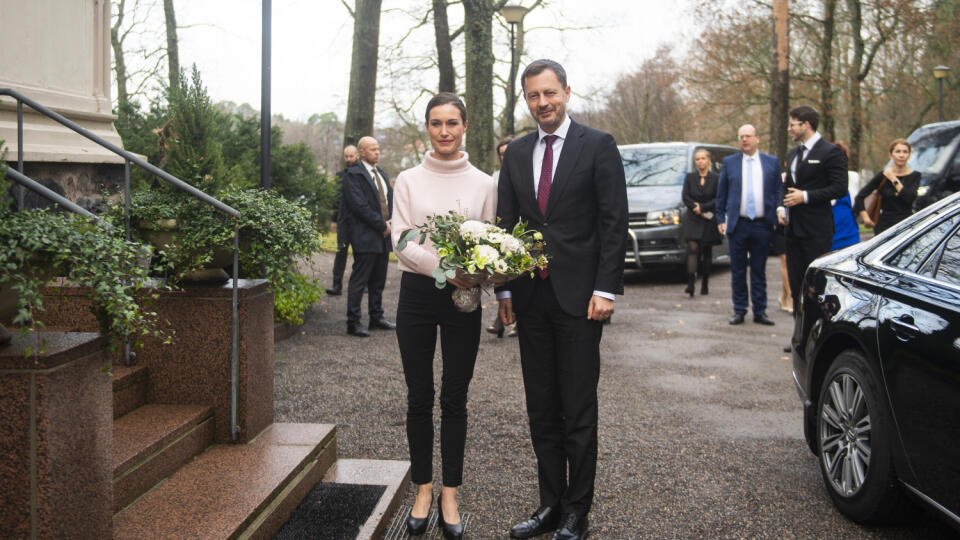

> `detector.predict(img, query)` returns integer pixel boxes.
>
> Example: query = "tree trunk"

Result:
[164,0,180,90]
[769,0,790,163]
[846,0,864,171]
[111,0,129,109]
[343,0,383,148]
[463,0,496,173]
[433,0,456,93]
[819,0,836,141]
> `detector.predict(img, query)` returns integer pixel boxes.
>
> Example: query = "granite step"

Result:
[112,403,214,512]
[111,364,148,419]
[324,458,412,540]
[113,422,338,540]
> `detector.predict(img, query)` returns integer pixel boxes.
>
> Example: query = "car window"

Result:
[620,147,687,186]
[934,228,960,286]
[886,214,960,272]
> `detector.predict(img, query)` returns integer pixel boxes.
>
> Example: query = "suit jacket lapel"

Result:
[545,121,585,218]
[514,133,538,216]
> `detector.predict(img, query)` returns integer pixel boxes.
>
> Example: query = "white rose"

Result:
[460,220,489,242]
[471,244,500,267]
[500,235,523,254]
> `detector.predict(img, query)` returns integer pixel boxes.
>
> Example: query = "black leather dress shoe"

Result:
[406,511,428,536]
[326,286,342,296]
[347,324,370,337]
[552,513,588,540]
[510,506,560,539]
[369,317,396,330]
[729,313,745,325]
[783,344,792,353]
[437,494,463,540]
[753,313,775,325]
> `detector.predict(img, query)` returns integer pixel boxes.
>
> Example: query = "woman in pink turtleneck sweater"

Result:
[391,93,496,540]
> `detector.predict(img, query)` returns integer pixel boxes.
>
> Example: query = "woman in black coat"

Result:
[681,149,722,296]
[854,138,922,235]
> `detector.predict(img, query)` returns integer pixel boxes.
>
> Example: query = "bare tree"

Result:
[111,0,165,109]
[462,0,506,173]
[163,0,180,89]
[770,0,790,162]
[342,0,384,147]
[433,0,457,93]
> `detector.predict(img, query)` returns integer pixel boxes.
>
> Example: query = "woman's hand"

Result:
[446,268,475,289]
[859,210,875,228]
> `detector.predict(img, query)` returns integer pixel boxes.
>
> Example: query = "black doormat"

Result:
[273,482,386,540]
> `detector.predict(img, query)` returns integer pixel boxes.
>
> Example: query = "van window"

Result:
[620,147,687,187]
[904,129,960,175]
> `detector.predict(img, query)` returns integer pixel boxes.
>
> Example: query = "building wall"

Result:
[0,0,124,167]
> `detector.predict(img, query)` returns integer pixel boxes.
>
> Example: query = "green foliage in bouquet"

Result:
[396,211,547,289]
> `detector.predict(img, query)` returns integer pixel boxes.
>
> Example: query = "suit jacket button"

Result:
[543,222,548,227]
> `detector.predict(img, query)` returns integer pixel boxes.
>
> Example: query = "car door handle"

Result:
[891,315,919,341]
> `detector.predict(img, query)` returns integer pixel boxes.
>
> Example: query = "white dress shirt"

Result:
[791,132,821,205]
[740,151,764,219]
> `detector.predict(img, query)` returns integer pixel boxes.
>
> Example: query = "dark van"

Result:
[620,142,739,269]
[904,120,960,208]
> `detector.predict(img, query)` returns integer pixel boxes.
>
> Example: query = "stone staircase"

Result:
[106,357,409,539]
[2,281,411,539]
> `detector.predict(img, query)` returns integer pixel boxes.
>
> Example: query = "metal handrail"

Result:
[1,88,242,442]
[5,168,112,229]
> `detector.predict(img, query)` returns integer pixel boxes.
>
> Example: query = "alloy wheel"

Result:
[819,372,872,497]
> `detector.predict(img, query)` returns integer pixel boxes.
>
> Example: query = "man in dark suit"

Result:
[778,105,848,351]
[328,144,359,296]
[497,59,627,540]
[341,136,395,337]
[716,124,781,326]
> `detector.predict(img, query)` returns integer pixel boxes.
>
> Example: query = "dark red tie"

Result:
[537,135,557,279]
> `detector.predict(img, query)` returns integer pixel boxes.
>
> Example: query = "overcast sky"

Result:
[137,0,697,123]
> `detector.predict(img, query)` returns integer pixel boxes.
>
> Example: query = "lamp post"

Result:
[501,3,528,135]
[933,65,950,122]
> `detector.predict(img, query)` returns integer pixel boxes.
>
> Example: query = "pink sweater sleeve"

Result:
[391,172,441,276]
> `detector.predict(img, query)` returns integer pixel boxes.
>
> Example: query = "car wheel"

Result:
[816,349,916,524]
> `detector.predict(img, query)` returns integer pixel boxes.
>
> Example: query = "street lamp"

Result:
[933,65,950,122]
[501,3,528,135]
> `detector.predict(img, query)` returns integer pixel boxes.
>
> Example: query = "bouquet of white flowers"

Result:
[396,211,548,311]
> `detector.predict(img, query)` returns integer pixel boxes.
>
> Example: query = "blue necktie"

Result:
[745,157,756,219]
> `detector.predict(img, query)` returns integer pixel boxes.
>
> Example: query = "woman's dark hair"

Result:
[424,92,467,123]
[496,135,514,153]
[835,140,850,158]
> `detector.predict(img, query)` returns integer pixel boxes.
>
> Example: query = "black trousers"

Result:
[347,248,388,325]
[396,272,481,487]
[331,246,348,288]
[785,234,834,314]
[517,277,602,516]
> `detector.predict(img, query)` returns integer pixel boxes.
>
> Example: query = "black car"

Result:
[792,190,960,530]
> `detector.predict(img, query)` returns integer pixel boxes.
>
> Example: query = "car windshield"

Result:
[620,147,687,187]
[898,126,960,175]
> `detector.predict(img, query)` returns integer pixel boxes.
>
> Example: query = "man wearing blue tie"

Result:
[716,124,782,325]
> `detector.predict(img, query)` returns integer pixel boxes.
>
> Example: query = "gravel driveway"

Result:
[274,253,954,539]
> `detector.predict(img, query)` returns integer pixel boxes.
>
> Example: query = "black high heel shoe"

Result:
[406,494,430,535]
[437,493,464,539]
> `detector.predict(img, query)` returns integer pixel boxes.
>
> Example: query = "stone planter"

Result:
[138,219,236,284]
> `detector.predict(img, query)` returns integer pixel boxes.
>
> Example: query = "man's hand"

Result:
[383,221,391,237]
[777,208,788,226]
[718,222,726,235]
[693,202,701,215]
[498,298,515,325]
[587,295,614,321]
[783,187,805,207]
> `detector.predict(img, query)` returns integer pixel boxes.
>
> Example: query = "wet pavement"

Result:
[274,253,955,539]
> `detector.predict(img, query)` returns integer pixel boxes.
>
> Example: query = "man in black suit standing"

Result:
[342,136,396,337]
[328,144,359,296]
[778,106,848,350]
[497,59,627,540]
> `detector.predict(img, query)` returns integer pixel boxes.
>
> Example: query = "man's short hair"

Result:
[521,59,567,91]
[496,135,514,153]
[789,105,819,131]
